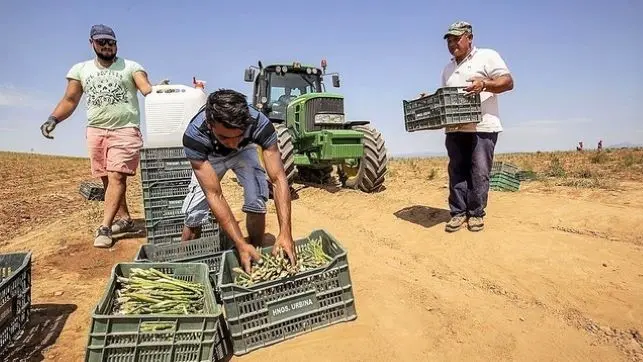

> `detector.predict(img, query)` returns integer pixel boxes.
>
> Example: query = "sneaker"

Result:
[94,225,113,248]
[111,218,135,234]
[468,216,484,232]
[445,214,467,232]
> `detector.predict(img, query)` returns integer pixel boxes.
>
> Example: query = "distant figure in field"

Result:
[39,24,153,248]
[577,142,584,152]
[597,140,603,151]
[425,21,514,233]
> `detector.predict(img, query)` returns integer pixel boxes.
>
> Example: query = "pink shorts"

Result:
[86,127,144,178]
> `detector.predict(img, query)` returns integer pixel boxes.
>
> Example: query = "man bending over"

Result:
[181,89,296,272]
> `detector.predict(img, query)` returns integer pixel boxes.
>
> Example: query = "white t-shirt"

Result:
[441,47,511,133]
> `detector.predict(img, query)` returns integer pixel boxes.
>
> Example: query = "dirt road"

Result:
[1,151,641,361]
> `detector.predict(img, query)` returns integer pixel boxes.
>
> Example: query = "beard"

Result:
[94,48,116,62]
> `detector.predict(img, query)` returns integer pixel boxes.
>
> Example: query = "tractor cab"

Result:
[244,61,340,122]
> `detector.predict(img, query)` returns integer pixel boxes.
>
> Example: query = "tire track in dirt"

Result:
[551,225,643,246]
[464,265,639,359]
[286,186,642,361]
[468,278,643,361]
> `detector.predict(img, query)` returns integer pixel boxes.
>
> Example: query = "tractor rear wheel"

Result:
[339,124,388,193]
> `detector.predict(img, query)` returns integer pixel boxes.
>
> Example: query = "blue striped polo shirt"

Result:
[182,105,278,160]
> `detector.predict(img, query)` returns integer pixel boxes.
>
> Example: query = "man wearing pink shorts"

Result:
[40,24,153,248]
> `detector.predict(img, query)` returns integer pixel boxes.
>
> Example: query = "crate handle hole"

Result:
[139,320,176,332]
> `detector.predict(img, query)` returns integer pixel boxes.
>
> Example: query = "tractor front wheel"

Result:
[339,124,388,193]
[259,123,296,199]
[275,123,297,186]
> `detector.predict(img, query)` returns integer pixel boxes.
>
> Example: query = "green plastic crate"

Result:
[79,180,105,201]
[147,229,219,245]
[85,262,229,362]
[142,179,191,201]
[491,161,519,176]
[0,251,31,357]
[140,147,187,161]
[142,186,190,222]
[134,234,232,301]
[403,87,482,132]
[490,171,520,192]
[139,147,193,185]
[145,217,218,245]
[216,229,357,356]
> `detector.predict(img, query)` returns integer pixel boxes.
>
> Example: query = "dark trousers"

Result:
[445,132,498,218]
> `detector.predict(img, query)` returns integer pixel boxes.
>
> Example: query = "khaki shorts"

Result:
[182,144,269,227]
[86,126,143,178]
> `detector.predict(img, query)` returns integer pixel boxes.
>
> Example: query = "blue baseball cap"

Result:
[90,24,116,41]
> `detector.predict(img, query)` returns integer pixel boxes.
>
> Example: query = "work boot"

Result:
[445,214,467,232]
[111,217,135,235]
[94,225,113,248]
[468,216,484,232]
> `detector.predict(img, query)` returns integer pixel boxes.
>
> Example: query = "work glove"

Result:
[40,116,59,139]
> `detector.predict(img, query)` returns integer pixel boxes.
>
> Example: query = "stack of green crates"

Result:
[490,161,520,192]
[139,147,219,244]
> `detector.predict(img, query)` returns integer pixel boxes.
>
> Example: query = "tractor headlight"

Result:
[314,113,345,124]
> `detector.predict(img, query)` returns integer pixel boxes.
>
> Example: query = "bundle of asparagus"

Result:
[0,267,13,284]
[112,268,205,315]
[233,236,333,287]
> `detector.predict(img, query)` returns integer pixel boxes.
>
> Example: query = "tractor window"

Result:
[267,72,320,107]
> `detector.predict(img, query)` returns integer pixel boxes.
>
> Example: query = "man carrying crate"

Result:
[438,21,514,232]
[40,24,153,248]
[181,89,296,273]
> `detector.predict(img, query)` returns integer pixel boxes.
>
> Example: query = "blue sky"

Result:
[1,0,641,157]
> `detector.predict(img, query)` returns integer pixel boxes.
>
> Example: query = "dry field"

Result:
[0,147,642,362]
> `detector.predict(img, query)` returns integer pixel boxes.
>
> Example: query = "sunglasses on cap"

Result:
[93,39,116,46]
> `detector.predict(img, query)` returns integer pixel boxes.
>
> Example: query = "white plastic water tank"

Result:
[143,84,208,148]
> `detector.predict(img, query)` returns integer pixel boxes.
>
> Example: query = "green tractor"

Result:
[243,59,388,193]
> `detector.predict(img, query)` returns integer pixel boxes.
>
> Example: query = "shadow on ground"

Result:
[394,205,451,228]
[113,217,146,242]
[1,303,77,362]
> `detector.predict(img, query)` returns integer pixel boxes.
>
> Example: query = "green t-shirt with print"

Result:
[66,57,145,129]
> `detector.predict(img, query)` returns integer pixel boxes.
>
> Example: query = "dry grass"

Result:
[388,147,643,190]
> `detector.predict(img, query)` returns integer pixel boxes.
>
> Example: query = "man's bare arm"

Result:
[133,70,153,96]
[50,79,83,122]
[261,143,292,239]
[484,74,514,94]
[190,158,247,247]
